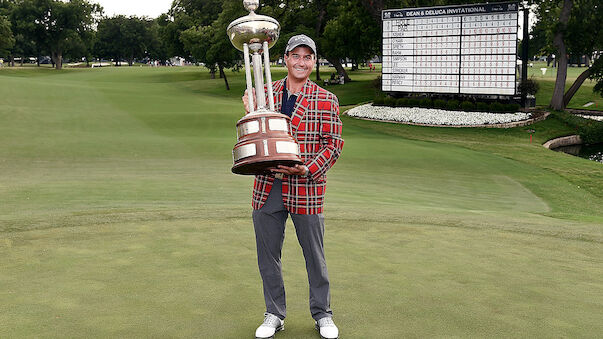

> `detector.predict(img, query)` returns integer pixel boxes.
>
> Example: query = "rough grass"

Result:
[527,61,603,111]
[0,67,602,338]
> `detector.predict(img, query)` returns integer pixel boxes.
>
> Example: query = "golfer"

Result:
[243,34,344,339]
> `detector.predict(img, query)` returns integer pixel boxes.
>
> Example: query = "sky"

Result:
[92,0,173,18]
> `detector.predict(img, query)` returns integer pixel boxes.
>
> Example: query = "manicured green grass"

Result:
[0,67,602,338]
[528,61,603,111]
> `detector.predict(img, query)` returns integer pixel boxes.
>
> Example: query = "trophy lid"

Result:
[227,1,280,51]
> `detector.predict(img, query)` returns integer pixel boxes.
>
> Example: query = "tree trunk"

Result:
[219,64,230,91]
[209,67,216,79]
[20,56,23,67]
[550,0,573,110]
[52,51,63,70]
[128,57,133,66]
[326,57,351,82]
[9,55,14,67]
[313,0,327,82]
[563,66,593,107]
[37,54,40,67]
[547,54,552,67]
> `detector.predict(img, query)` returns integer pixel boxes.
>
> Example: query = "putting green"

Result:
[1,67,601,338]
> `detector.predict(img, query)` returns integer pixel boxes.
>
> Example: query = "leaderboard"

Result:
[382,2,518,95]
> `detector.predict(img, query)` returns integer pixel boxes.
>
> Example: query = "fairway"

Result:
[1,67,602,338]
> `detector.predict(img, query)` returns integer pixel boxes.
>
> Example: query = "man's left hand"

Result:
[271,164,308,176]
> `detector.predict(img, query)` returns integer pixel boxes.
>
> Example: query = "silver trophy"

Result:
[227,0,302,175]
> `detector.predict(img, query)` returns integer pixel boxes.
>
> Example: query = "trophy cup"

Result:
[227,0,303,175]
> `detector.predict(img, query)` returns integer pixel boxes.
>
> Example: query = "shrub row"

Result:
[373,95,520,113]
[553,111,603,144]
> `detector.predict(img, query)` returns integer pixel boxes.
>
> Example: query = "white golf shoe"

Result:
[315,317,339,339]
[255,313,284,339]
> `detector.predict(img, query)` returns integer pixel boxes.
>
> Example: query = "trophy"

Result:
[227,0,303,175]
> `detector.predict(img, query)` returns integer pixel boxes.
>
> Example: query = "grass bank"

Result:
[0,66,601,338]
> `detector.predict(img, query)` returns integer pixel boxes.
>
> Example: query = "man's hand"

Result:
[270,164,308,176]
[242,88,257,113]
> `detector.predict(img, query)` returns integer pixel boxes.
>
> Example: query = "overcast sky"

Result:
[93,0,173,18]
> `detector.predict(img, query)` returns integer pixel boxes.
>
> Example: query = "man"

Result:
[242,35,343,339]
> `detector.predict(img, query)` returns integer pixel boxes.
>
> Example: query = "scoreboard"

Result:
[382,2,519,95]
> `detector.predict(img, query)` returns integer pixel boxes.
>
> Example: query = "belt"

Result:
[274,173,284,179]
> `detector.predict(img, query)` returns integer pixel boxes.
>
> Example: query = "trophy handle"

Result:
[263,41,275,111]
[250,43,266,110]
[243,43,255,113]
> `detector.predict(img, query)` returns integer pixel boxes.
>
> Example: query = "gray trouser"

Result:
[252,179,332,321]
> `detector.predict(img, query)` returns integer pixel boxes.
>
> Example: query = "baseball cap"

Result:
[284,34,317,56]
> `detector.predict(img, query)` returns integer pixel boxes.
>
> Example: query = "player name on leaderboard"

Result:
[382,2,519,95]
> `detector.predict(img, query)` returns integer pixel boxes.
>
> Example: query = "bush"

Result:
[446,99,460,110]
[580,122,603,144]
[476,102,490,112]
[554,111,603,144]
[396,98,409,107]
[419,98,433,108]
[489,102,505,112]
[433,99,447,109]
[384,96,396,107]
[373,95,384,106]
[372,76,382,91]
[504,103,521,112]
[460,101,475,111]
[519,78,540,96]
[407,97,420,107]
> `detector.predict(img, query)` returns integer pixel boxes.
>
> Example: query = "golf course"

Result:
[1,66,602,338]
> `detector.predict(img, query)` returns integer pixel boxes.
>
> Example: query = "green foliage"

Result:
[373,95,385,106]
[372,75,382,92]
[589,58,603,97]
[384,96,396,107]
[179,0,244,86]
[461,101,475,111]
[446,99,459,111]
[395,98,408,107]
[0,15,14,56]
[505,103,521,112]
[554,111,603,144]
[321,0,380,67]
[95,16,155,66]
[519,78,540,96]
[476,101,490,112]
[434,99,447,109]
[489,102,505,112]
[419,97,432,108]
[406,97,419,107]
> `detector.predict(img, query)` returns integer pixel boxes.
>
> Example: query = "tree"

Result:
[23,0,101,69]
[180,0,243,89]
[147,18,170,63]
[261,0,349,82]
[322,0,380,72]
[535,0,603,109]
[164,0,223,62]
[95,16,153,66]
[5,0,41,66]
[0,15,15,58]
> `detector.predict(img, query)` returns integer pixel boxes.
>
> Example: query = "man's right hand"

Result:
[242,88,257,113]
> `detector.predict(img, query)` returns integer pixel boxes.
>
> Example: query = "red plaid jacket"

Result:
[252,78,344,214]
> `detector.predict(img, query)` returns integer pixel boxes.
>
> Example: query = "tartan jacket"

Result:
[252,77,344,214]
